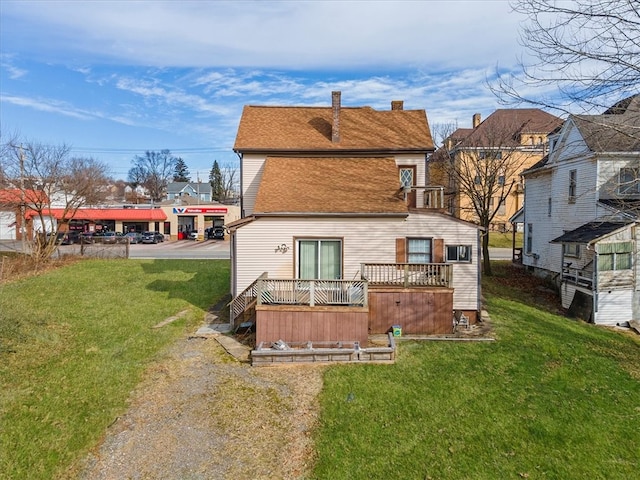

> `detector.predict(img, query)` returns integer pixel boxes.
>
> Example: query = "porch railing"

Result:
[257,279,368,307]
[562,264,594,289]
[422,186,445,209]
[229,272,267,325]
[361,263,452,288]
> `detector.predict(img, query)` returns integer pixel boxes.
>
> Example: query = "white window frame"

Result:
[407,238,432,264]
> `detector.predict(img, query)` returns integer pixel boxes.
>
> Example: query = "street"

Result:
[0,238,230,260]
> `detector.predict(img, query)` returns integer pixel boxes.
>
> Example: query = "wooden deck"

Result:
[368,286,454,335]
[255,304,369,345]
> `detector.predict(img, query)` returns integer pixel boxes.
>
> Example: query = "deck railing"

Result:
[361,263,452,288]
[229,272,267,325]
[562,265,594,289]
[256,279,368,307]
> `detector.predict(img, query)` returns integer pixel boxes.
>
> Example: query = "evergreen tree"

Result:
[209,160,223,201]
[173,157,190,182]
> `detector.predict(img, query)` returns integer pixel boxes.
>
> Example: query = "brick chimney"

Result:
[332,91,341,143]
[472,113,481,128]
[391,100,404,111]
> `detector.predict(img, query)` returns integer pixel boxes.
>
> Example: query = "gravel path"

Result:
[76,334,325,480]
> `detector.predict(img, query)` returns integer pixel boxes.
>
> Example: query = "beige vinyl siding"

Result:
[396,153,426,206]
[234,214,479,311]
[241,153,267,216]
[403,214,479,311]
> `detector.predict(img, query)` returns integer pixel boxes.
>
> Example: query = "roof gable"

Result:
[254,157,408,215]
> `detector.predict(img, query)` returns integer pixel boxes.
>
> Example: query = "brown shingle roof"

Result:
[234,105,434,152]
[460,109,563,147]
[254,157,408,215]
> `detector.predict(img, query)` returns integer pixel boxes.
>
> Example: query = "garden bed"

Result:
[251,334,396,366]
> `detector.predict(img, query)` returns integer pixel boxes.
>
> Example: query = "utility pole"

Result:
[19,144,26,251]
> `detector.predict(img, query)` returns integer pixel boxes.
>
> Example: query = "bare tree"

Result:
[431,111,561,275]
[0,137,110,262]
[127,150,177,202]
[494,0,640,115]
[492,0,640,217]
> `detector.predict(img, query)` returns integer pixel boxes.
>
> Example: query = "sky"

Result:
[0,0,539,181]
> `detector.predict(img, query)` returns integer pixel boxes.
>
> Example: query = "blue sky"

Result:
[1,0,536,181]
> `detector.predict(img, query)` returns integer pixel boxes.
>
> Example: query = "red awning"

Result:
[25,208,167,221]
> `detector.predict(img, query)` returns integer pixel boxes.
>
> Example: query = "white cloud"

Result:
[0,94,93,120]
[1,1,523,70]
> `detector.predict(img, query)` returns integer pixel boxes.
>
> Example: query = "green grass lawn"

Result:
[488,231,523,248]
[0,258,230,480]
[3,259,640,479]
[311,264,640,479]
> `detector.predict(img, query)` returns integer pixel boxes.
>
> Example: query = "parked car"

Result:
[124,232,142,244]
[79,232,95,244]
[141,231,164,244]
[95,231,118,244]
[61,231,81,245]
[206,227,224,240]
[188,231,199,240]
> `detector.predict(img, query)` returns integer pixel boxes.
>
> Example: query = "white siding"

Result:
[233,214,479,311]
[596,289,633,326]
[561,283,579,310]
[522,169,562,272]
[597,157,640,201]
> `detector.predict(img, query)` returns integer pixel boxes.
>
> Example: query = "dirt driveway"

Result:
[76,333,326,480]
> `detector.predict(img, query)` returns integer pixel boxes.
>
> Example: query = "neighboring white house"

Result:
[521,95,640,326]
[166,182,212,202]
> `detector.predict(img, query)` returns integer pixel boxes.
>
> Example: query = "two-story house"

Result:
[228,91,482,348]
[521,95,640,326]
[166,182,213,202]
[431,109,562,232]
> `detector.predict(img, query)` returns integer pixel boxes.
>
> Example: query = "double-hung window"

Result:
[407,238,432,263]
[298,239,342,279]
